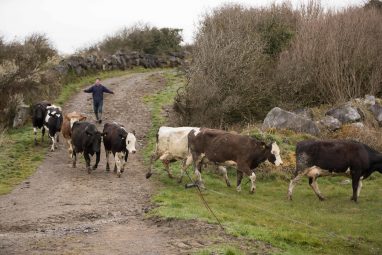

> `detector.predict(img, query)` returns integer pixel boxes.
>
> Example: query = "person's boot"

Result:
[95,112,99,123]
[98,113,102,124]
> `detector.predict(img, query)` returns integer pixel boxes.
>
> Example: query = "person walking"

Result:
[84,78,114,123]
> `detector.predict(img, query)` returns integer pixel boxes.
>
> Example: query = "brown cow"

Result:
[188,128,283,192]
[62,112,87,157]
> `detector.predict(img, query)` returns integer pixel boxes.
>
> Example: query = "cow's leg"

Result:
[34,127,38,145]
[84,153,91,174]
[115,152,122,177]
[163,160,174,179]
[72,151,77,168]
[236,170,243,192]
[178,156,192,183]
[217,166,231,187]
[93,151,100,170]
[351,173,361,202]
[357,178,363,198]
[288,173,304,200]
[67,139,73,158]
[105,151,111,171]
[249,171,256,193]
[309,177,325,201]
[50,134,55,151]
[54,133,59,149]
[41,127,45,143]
[121,152,127,174]
[146,153,160,179]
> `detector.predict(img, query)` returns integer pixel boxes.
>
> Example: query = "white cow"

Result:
[145,126,230,186]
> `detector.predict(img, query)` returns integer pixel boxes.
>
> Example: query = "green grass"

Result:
[0,67,152,195]
[0,127,46,194]
[143,72,382,255]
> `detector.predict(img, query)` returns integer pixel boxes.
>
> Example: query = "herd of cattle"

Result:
[32,102,382,202]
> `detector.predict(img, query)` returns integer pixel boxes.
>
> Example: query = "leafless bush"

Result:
[276,5,382,108]
[0,34,58,125]
[177,3,298,127]
[177,1,382,127]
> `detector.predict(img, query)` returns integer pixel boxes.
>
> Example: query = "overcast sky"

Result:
[0,0,364,54]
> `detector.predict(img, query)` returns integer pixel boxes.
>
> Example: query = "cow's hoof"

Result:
[250,188,256,194]
[318,196,326,201]
[226,181,231,187]
[236,186,241,192]
[350,196,358,202]
[185,183,197,189]
[92,166,97,170]
[117,173,121,178]
[34,140,37,146]
[146,172,152,179]
[168,174,174,179]
[177,178,183,184]
[87,168,91,174]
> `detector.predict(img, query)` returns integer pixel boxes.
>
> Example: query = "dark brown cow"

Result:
[288,140,382,202]
[188,128,283,192]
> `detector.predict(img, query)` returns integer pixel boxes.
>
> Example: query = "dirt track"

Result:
[0,71,264,255]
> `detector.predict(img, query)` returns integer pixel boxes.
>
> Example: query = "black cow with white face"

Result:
[103,122,137,177]
[43,105,63,151]
[71,121,103,174]
[288,139,382,202]
[32,101,51,145]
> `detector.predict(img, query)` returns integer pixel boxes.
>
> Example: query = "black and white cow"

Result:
[44,105,63,151]
[32,101,51,145]
[71,121,103,174]
[288,139,382,202]
[103,122,137,177]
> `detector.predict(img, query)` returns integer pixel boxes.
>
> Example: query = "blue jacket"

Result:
[84,84,114,103]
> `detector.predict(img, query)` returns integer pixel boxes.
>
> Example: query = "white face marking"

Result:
[271,142,283,166]
[56,114,61,117]
[126,132,137,153]
[193,128,201,136]
[45,114,51,123]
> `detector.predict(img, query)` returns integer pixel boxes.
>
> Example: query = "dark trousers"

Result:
[93,100,103,120]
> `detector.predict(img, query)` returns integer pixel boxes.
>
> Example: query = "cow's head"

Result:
[46,107,63,130]
[126,130,137,154]
[85,125,103,153]
[65,112,87,128]
[264,142,283,166]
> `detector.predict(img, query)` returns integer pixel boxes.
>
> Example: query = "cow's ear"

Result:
[80,115,87,121]
[132,130,136,136]
[64,114,70,121]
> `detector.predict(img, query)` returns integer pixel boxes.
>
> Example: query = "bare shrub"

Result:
[276,5,382,108]
[0,34,58,126]
[178,4,298,127]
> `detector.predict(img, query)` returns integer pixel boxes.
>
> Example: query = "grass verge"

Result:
[0,67,151,195]
[143,72,382,254]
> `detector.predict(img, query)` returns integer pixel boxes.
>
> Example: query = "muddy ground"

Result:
[0,71,271,255]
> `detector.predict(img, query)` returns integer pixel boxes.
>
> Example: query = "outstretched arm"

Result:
[102,85,114,94]
[83,85,94,93]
